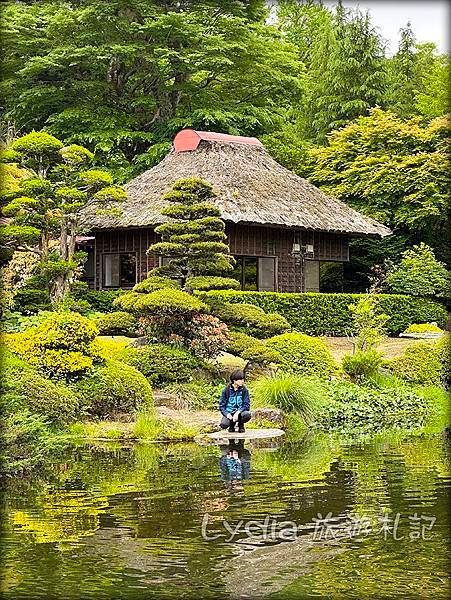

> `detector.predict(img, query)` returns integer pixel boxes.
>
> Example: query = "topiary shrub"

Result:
[94,311,137,336]
[226,331,281,364]
[5,311,100,380]
[132,276,180,293]
[73,359,154,417]
[114,288,206,316]
[318,381,429,433]
[386,342,444,386]
[116,343,202,386]
[185,276,240,292]
[212,302,290,338]
[1,349,80,425]
[266,332,336,377]
[342,349,383,382]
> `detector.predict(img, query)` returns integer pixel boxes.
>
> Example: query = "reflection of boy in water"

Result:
[219,440,251,484]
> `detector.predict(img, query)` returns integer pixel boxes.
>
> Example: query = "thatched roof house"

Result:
[81,129,389,237]
[79,129,390,293]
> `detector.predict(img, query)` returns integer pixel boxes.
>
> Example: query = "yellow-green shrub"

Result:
[403,323,443,334]
[386,342,444,386]
[132,276,179,293]
[4,312,100,379]
[266,332,336,377]
[73,359,154,417]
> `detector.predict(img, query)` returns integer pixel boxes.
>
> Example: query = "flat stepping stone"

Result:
[206,428,285,441]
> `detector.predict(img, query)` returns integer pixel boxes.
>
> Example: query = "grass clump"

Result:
[251,373,327,424]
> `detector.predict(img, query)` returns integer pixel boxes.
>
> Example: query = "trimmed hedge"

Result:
[386,340,446,386]
[197,291,447,336]
[226,332,282,364]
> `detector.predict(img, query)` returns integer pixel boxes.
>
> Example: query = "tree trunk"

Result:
[50,219,71,305]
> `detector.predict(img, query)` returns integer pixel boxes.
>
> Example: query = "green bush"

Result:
[116,343,202,386]
[13,287,51,314]
[266,332,336,377]
[94,311,137,335]
[85,289,125,312]
[318,381,429,433]
[385,243,450,298]
[386,342,444,386]
[73,359,154,417]
[403,323,443,334]
[342,349,383,381]
[185,276,240,291]
[212,302,290,338]
[1,350,80,425]
[132,276,179,293]
[436,335,450,383]
[114,288,206,316]
[226,332,282,364]
[197,291,447,335]
[58,294,91,315]
[252,373,327,423]
[1,409,53,474]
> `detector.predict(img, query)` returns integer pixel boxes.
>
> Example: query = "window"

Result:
[319,261,344,292]
[82,248,95,281]
[102,253,136,288]
[230,256,277,291]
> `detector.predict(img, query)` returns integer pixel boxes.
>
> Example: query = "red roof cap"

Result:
[173,129,263,152]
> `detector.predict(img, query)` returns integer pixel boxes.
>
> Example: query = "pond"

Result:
[1,431,450,599]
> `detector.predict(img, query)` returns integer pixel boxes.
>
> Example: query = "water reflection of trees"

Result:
[2,433,449,599]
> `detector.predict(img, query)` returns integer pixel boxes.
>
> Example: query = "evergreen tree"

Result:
[148,178,234,288]
[0,131,126,302]
[385,23,418,117]
[293,1,387,142]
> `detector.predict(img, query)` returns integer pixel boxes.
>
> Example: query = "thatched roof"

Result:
[80,131,391,237]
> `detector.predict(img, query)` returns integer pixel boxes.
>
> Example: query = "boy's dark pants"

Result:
[220,411,252,429]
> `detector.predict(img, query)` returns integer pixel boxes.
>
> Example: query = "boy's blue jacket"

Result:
[219,385,250,417]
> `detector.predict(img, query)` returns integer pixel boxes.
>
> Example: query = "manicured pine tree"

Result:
[0,131,126,303]
[148,177,235,289]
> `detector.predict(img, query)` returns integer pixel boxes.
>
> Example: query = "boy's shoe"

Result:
[228,425,236,433]
[238,425,245,433]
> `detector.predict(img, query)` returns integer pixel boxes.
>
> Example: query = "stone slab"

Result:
[206,428,285,441]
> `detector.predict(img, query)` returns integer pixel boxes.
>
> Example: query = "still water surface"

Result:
[1,432,450,599]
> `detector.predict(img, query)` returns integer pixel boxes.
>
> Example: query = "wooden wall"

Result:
[92,225,349,292]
